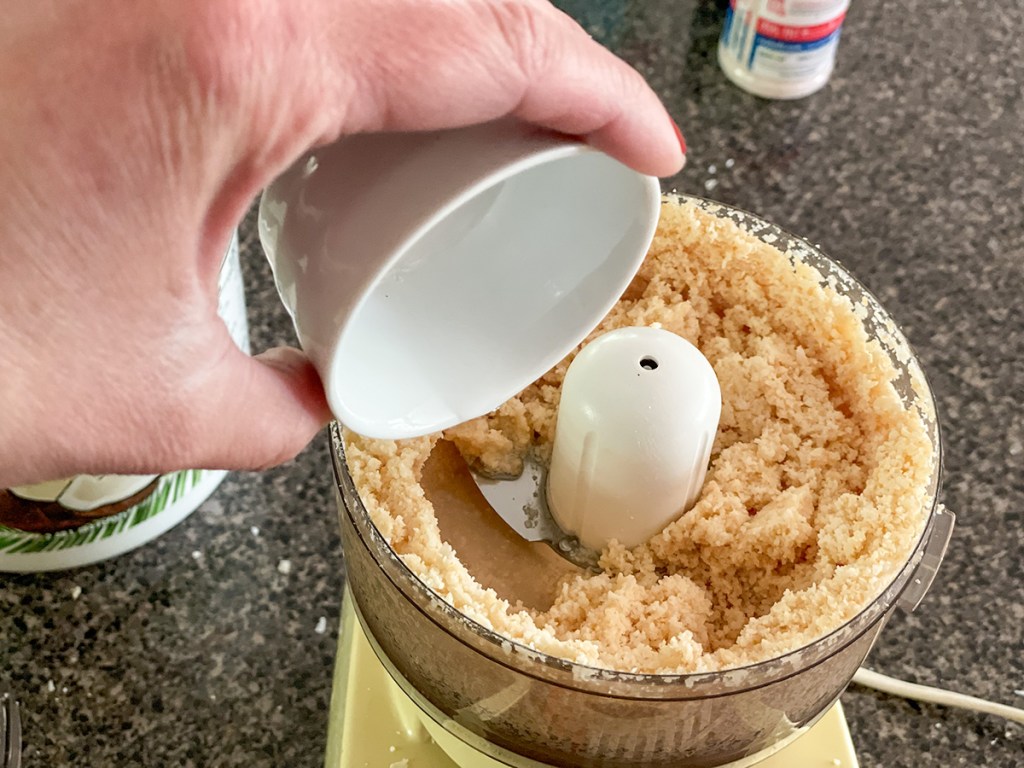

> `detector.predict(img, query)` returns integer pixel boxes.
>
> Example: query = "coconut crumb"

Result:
[345,199,934,674]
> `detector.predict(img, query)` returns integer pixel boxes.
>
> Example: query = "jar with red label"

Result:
[718,0,850,99]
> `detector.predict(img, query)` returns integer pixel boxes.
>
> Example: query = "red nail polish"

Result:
[671,119,687,155]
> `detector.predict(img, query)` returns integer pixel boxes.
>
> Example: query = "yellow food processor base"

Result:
[325,591,859,768]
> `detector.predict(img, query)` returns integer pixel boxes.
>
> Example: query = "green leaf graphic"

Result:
[0,470,207,555]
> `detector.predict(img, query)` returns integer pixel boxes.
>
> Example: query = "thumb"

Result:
[185,345,332,471]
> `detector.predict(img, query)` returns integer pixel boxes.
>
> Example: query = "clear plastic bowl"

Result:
[330,198,951,767]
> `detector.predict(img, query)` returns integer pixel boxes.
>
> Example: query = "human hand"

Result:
[0,0,685,487]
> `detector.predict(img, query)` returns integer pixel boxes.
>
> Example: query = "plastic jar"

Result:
[718,0,850,100]
[0,234,250,572]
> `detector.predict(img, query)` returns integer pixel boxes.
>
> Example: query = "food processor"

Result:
[321,199,954,767]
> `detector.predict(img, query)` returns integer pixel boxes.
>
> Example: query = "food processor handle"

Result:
[896,504,956,612]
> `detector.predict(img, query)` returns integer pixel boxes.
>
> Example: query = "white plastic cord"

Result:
[853,668,1024,725]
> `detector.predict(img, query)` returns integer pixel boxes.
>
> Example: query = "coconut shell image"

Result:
[0,475,160,533]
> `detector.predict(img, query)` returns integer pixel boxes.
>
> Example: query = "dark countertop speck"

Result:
[2,1,1022,766]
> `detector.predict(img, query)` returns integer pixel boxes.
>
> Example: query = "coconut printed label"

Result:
[0,234,249,547]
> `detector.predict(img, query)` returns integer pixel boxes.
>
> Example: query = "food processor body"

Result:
[331,200,951,767]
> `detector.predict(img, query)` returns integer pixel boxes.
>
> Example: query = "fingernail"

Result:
[671,118,687,156]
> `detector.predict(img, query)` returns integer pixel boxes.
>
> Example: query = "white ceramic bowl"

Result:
[259,120,660,439]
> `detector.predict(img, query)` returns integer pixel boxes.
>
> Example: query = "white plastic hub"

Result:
[547,327,721,550]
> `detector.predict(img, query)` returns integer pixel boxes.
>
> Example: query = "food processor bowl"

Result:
[331,198,950,767]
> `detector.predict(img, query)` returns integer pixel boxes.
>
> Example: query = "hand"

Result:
[0,0,685,487]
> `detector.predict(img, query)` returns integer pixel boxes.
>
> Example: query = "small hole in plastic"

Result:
[640,357,659,371]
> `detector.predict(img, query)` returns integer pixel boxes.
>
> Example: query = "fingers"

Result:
[318,0,684,177]
[182,345,332,472]
[502,7,686,177]
[0,340,330,486]
[191,0,684,255]
[510,37,687,178]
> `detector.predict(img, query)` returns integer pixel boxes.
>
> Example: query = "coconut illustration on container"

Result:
[0,474,160,533]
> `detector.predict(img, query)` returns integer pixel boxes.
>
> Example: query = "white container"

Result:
[0,234,250,572]
[718,0,849,100]
[259,120,660,440]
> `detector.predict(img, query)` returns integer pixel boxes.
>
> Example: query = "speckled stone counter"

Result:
[2,1,1022,766]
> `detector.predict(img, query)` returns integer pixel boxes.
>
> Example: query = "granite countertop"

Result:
[2,1,1022,765]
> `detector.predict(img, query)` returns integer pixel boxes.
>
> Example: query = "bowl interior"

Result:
[331,151,659,438]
